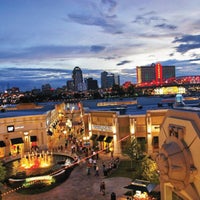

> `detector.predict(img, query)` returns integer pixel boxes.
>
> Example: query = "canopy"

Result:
[97,135,105,141]
[0,141,6,147]
[11,138,24,145]
[124,179,157,193]
[105,136,113,143]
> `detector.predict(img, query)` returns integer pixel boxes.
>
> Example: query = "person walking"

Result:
[100,181,105,195]
[111,192,116,200]
[95,165,99,176]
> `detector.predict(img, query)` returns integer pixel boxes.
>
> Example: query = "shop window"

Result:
[97,135,105,141]
[105,136,113,143]
[0,141,6,147]
[152,136,159,148]
[30,136,37,142]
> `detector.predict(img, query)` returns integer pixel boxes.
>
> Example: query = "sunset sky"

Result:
[1,0,200,91]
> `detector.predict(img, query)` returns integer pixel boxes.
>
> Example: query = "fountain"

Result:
[5,151,75,193]
[20,151,52,169]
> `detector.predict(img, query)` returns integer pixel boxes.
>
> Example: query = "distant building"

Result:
[72,66,83,91]
[101,71,120,89]
[66,80,74,91]
[42,84,51,91]
[106,74,115,88]
[114,74,120,86]
[101,71,108,89]
[136,63,175,84]
[85,78,98,90]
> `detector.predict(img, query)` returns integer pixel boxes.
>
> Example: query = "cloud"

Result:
[116,60,131,66]
[101,0,117,13]
[0,44,107,61]
[67,1,123,34]
[133,11,165,25]
[90,45,106,53]
[154,23,177,30]
[173,34,200,54]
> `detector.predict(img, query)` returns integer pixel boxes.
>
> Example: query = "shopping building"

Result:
[0,102,65,158]
[81,98,167,156]
[0,98,168,160]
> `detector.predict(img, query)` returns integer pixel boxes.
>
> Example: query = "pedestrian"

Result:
[100,181,105,195]
[93,159,97,171]
[95,165,99,176]
[111,192,116,200]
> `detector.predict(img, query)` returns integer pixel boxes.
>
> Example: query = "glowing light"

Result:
[20,151,52,169]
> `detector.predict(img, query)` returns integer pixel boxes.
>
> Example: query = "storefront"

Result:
[10,137,24,155]
[0,141,6,158]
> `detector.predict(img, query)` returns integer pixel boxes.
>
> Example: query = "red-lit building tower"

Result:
[136,63,175,85]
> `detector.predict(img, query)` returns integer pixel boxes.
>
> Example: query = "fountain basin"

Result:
[5,153,76,192]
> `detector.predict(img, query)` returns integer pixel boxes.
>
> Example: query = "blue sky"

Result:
[1,0,200,91]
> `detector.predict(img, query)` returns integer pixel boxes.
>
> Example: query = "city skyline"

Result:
[1,0,200,91]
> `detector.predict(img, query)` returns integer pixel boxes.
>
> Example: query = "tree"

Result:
[123,136,144,169]
[141,157,159,183]
[0,161,6,186]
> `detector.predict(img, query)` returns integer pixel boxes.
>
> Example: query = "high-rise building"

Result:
[136,63,175,84]
[85,78,98,90]
[101,71,120,89]
[114,74,120,86]
[106,74,115,88]
[101,71,108,89]
[66,80,74,91]
[72,66,83,91]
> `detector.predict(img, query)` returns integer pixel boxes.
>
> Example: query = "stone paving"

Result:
[2,153,132,200]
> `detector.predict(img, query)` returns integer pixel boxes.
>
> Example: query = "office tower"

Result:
[136,63,175,84]
[72,66,83,91]
[85,78,98,90]
[114,74,120,86]
[101,71,120,89]
[106,73,115,88]
[101,71,108,89]
[66,80,74,91]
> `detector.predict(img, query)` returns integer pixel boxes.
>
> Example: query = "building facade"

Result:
[101,71,120,89]
[136,63,175,84]
[157,108,200,200]
[85,77,99,90]
[72,66,83,91]
[0,103,64,158]
[82,108,167,156]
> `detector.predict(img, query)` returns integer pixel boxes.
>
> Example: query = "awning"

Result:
[10,138,24,145]
[105,136,113,143]
[0,141,6,147]
[97,135,105,141]
[30,136,37,142]
[124,179,157,194]
[90,134,97,140]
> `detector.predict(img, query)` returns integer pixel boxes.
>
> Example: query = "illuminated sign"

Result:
[155,63,163,82]
[7,125,14,132]
[92,124,113,132]
[15,126,24,130]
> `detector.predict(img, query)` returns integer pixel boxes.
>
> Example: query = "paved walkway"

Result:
[2,153,132,200]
